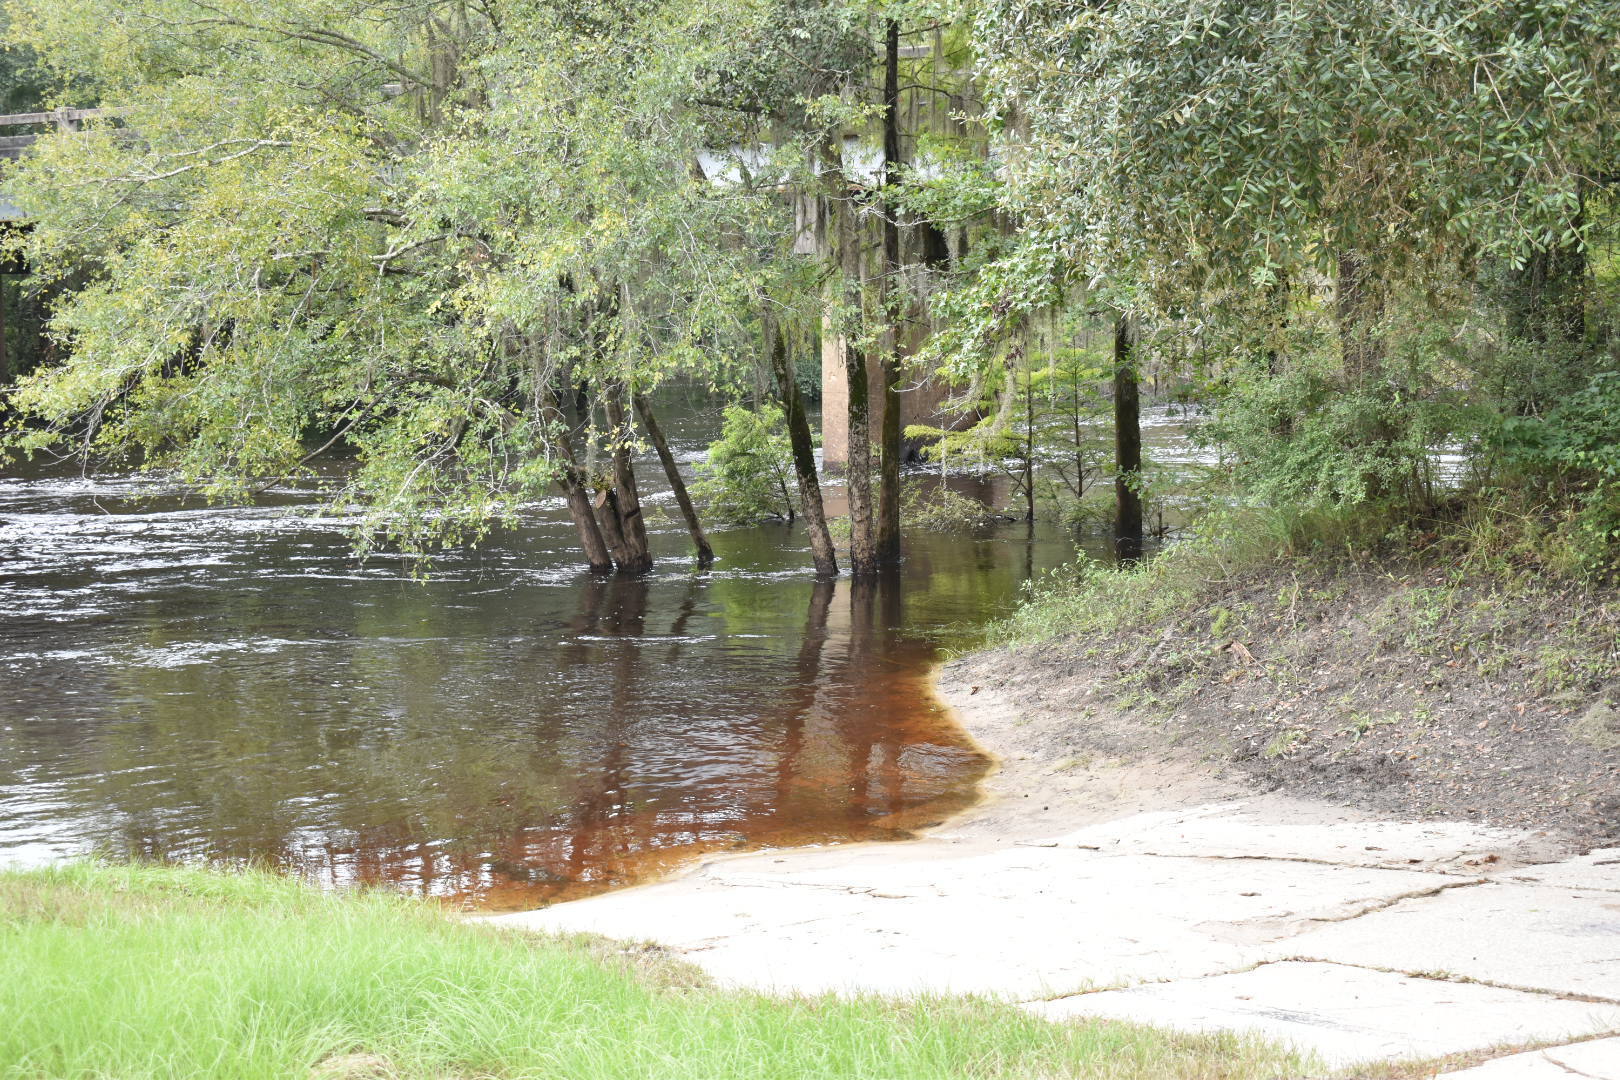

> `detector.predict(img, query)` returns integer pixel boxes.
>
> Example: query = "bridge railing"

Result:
[0,107,129,161]
[0,106,130,221]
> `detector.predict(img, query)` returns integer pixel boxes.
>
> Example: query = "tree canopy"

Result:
[4,0,1618,567]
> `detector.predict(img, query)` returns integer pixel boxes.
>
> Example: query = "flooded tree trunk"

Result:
[603,385,652,574]
[572,376,634,572]
[845,321,878,577]
[875,18,904,567]
[768,309,838,578]
[596,486,633,570]
[563,479,616,573]
[632,390,713,568]
[840,201,878,578]
[543,388,615,573]
[1113,314,1143,561]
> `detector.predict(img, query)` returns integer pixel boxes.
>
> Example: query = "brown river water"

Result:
[1,398,1162,909]
[0,403,1203,909]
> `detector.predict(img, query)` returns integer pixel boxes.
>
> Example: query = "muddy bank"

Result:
[946,559,1620,845]
[925,673,1575,871]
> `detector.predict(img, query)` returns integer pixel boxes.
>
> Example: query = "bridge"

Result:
[0,107,123,220]
[0,109,113,373]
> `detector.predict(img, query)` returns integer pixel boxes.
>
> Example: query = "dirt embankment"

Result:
[945,561,1620,845]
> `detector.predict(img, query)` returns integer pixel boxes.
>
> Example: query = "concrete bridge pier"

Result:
[818,327,964,469]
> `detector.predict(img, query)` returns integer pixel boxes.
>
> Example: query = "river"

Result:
[3,397,1174,909]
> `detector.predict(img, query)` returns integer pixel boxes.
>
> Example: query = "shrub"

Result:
[1490,369,1620,569]
[691,404,797,524]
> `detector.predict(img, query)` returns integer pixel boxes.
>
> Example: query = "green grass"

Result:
[0,862,1308,1080]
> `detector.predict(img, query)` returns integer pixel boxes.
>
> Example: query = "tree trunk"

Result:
[633,390,713,567]
[838,195,878,578]
[875,17,904,566]
[603,385,652,574]
[0,276,8,387]
[573,379,634,571]
[563,480,616,574]
[544,388,615,573]
[1113,314,1143,562]
[845,329,877,576]
[768,308,838,578]
[596,486,633,570]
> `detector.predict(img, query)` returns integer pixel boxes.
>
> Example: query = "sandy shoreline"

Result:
[929,664,1329,844]
[909,664,1568,869]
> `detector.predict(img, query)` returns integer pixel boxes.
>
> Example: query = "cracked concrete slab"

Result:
[1492,850,1620,895]
[1027,962,1620,1069]
[1283,883,1620,1000]
[1052,801,1555,873]
[1437,1037,1620,1078]
[489,838,1495,997]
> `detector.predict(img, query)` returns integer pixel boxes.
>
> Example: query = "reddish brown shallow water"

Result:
[327,601,986,912]
[0,455,1087,910]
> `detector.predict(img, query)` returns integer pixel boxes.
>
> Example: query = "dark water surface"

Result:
[1,444,1090,909]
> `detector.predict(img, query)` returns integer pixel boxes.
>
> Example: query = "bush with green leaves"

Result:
[901,487,1008,531]
[1491,369,1620,568]
[1194,309,1466,511]
[691,404,797,525]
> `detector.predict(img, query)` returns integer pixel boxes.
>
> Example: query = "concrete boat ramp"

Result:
[488,689,1620,1076]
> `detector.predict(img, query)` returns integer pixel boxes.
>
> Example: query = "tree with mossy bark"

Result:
[702,0,974,576]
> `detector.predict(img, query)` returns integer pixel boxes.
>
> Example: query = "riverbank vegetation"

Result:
[969,501,1620,839]
[0,861,1308,1080]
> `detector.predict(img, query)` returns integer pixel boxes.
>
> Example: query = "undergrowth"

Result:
[990,498,1616,656]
